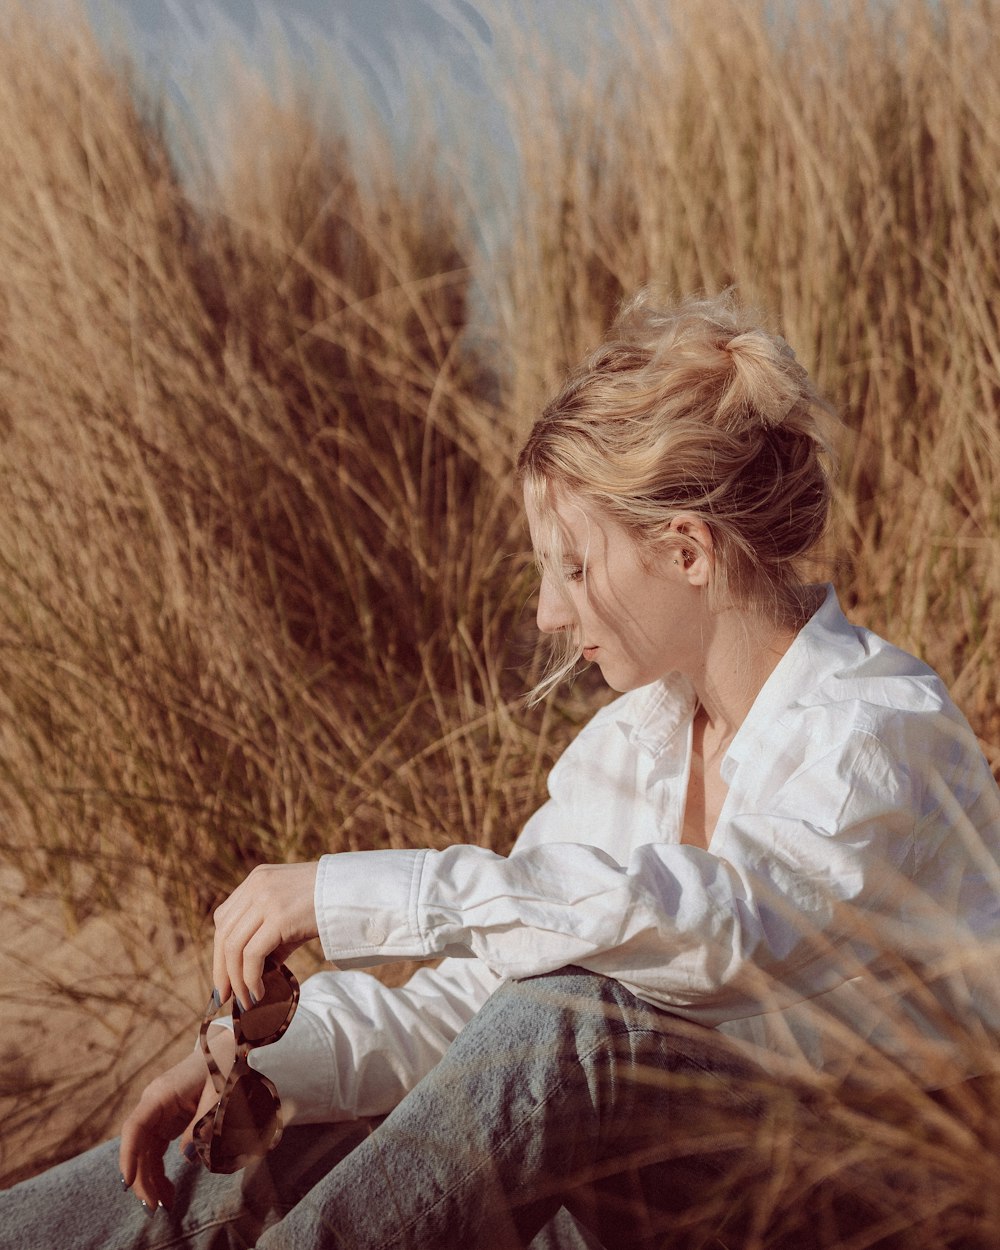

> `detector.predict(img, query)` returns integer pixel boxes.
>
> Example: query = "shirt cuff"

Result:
[315,849,430,965]
[247,1001,341,1125]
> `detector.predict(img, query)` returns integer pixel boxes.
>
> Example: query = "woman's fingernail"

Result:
[249,990,260,1007]
[235,996,247,1013]
[120,1172,130,1191]
[211,987,221,1010]
[140,1199,154,1217]
[183,1141,198,1162]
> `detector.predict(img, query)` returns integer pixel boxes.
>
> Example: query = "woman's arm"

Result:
[117,958,500,1205]
[118,1027,236,1211]
[205,865,504,1123]
[243,958,503,1124]
[311,728,999,1023]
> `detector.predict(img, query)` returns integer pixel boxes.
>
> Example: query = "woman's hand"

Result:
[120,859,319,1209]
[212,861,320,1011]
[118,1026,236,1211]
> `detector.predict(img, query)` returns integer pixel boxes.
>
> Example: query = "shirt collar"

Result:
[612,585,862,773]
[615,673,697,764]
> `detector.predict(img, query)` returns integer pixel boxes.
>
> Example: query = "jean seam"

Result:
[143,1211,254,1250]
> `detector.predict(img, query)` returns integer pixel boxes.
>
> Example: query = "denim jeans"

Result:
[0,968,798,1250]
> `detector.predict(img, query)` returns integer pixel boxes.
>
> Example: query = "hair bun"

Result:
[721,328,809,431]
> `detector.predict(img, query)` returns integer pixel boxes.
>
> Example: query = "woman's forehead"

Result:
[524,480,578,530]
[523,482,613,556]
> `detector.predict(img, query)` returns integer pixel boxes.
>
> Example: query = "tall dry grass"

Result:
[0,3,571,1185]
[499,0,999,752]
[0,0,998,1242]
[0,12,558,922]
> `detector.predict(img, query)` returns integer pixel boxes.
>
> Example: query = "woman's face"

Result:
[524,486,709,692]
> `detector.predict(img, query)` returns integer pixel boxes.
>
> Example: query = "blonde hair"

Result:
[517,288,838,700]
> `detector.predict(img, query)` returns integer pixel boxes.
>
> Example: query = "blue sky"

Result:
[73,1,615,189]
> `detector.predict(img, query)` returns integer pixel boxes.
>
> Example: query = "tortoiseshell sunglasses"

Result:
[191,956,300,1173]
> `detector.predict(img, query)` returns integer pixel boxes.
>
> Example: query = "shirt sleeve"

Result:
[314,729,927,1026]
[243,957,502,1125]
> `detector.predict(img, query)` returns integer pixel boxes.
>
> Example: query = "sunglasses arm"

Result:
[199,1003,242,1096]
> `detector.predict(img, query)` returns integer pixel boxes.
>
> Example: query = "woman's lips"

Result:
[582,646,599,661]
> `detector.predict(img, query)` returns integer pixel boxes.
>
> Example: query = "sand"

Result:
[0,865,211,1188]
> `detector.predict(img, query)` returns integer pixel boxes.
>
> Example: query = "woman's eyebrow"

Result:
[536,550,584,563]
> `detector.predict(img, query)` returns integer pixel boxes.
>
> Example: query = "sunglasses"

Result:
[192,957,300,1174]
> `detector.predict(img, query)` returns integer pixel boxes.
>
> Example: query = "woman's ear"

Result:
[668,516,713,586]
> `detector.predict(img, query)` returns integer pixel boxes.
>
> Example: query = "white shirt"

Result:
[249,587,1000,1122]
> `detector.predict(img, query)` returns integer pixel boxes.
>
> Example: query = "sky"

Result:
[39,0,621,327]
[73,0,615,191]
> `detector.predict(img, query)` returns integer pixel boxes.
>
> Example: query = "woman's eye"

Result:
[564,567,584,583]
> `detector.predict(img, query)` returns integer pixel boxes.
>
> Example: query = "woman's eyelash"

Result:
[564,566,584,583]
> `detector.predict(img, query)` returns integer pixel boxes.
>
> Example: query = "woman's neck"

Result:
[688,609,798,745]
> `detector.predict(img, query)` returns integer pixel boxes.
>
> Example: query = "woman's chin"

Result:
[597,664,637,694]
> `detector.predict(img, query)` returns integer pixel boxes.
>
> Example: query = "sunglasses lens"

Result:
[239,963,295,1043]
[212,1072,281,1173]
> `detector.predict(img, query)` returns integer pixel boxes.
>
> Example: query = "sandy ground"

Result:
[0,865,212,1187]
[0,868,398,1191]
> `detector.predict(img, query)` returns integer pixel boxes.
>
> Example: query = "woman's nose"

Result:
[536,573,572,634]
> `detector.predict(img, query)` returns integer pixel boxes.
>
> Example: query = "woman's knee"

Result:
[478,967,724,1070]
[482,967,653,1040]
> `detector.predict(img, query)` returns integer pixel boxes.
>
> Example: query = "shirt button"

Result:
[362,919,388,946]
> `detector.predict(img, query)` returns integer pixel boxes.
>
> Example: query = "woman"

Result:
[4,291,999,1249]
